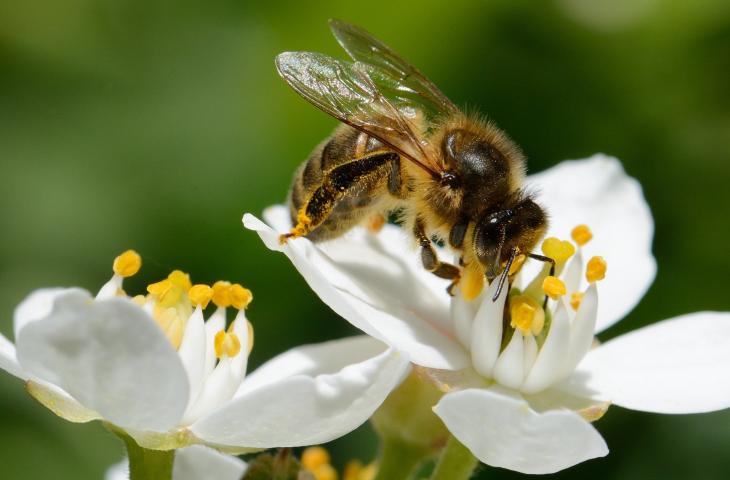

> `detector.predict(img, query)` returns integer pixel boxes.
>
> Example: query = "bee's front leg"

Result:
[414,218,461,293]
[280,152,399,243]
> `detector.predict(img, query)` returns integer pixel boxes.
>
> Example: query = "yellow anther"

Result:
[113,250,142,278]
[167,270,192,292]
[229,283,253,310]
[147,277,185,308]
[586,256,607,283]
[510,295,545,336]
[214,330,241,358]
[211,281,232,308]
[310,464,337,480]
[542,276,567,300]
[570,292,584,311]
[188,284,213,308]
[345,461,376,480]
[132,295,147,307]
[154,307,184,349]
[461,261,484,301]
[541,237,576,263]
[508,254,526,276]
[571,224,593,246]
[302,446,330,471]
[147,279,172,297]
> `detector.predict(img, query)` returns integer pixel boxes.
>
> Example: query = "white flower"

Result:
[244,154,730,474]
[105,445,247,480]
[0,251,409,453]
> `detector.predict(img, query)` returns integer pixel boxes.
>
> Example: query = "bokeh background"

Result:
[1,0,729,478]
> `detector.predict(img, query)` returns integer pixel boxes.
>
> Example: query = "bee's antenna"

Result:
[492,247,518,302]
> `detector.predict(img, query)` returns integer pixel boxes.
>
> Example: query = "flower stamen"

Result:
[510,295,545,336]
[541,237,576,263]
[212,281,233,308]
[571,224,593,246]
[214,330,241,358]
[302,446,337,480]
[586,256,607,283]
[189,284,213,308]
[542,276,567,300]
[508,254,527,276]
[570,292,584,311]
[229,283,253,310]
[113,250,142,278]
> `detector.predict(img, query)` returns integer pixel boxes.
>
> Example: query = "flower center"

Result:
[510,295,545,336]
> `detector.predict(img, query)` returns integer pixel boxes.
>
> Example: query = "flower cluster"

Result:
[0,250,408,454]
[245,154,730,474]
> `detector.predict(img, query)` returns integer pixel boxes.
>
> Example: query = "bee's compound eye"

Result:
[440,171,460,188]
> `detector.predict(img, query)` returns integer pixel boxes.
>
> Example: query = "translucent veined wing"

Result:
[329,19,459,123]
[276,51,443,176]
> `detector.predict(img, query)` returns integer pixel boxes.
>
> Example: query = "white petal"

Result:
[493,333,524,389]
[523,334,538,378]
[178,306,207,409]
[470,279,507,378]
[173,445,247,480]
[0,331,25,380]
[26,379,101,423]
[450,287,481,349]
[105,445,247,480]
[16,290,190,431]
[14,287,72,339]
[525,155,656,332]
[564,283,599,374]
[522,301,571,393]
[190,344,410,448]
[563,250,583,295]
[228,311,249,384]
[236,335,388,397]
[434,387,608,474]
[569,311,730,414]
[244,210,467,370]
[183,357,237,426]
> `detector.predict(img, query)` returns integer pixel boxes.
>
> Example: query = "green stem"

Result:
[429,436,479,480]
[373,436,428,480]
[119,432,175,480]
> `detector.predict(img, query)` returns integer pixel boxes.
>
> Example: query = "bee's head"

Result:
[439,128,521,215]
[473,196,548,279]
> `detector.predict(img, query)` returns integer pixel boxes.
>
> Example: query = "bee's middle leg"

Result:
[281,152,400,243]
[414,218,461,293]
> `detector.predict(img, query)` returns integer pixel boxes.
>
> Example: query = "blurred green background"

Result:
[1,0,729,478]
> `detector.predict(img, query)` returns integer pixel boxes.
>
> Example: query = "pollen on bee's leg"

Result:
[364,213,386,233]
[542,276,567,300]
[461,262,485,301]
[586,256,607,283]
[510,295,545,336]
[280,209,312,244]
[214,330,241,358]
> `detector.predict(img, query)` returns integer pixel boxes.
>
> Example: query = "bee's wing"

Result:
[276,51,444,176]
[329,19,459,121]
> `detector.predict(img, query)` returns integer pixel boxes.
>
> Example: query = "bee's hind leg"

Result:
[414,218,461,294]
[280,151,400,244]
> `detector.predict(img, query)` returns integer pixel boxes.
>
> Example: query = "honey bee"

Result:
[277,20,553,300]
